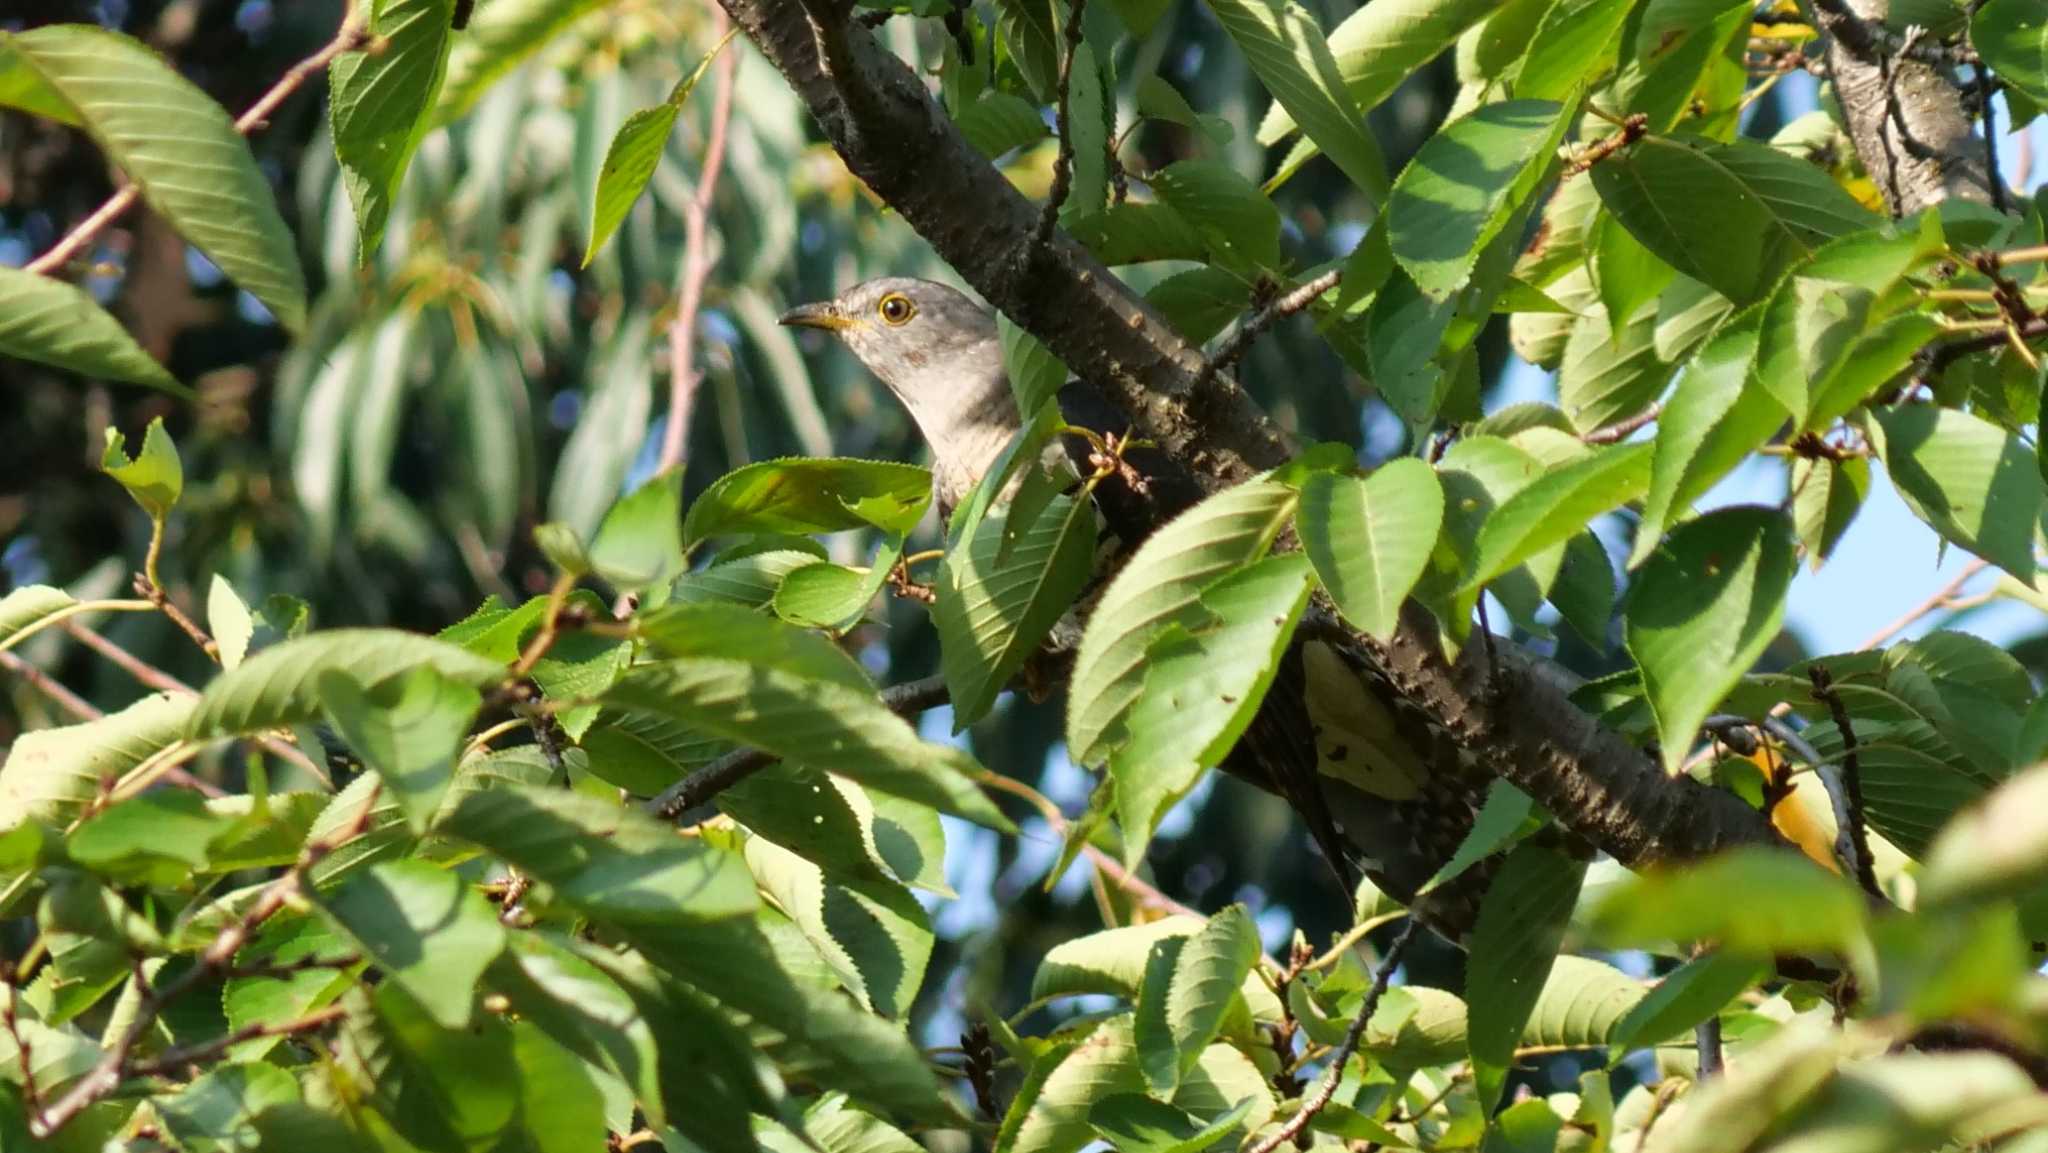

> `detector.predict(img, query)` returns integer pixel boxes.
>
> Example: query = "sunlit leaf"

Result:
[0,268,182,394]
[330,0,456,260]
[1386,100,1570,300]
[1203,0,1389,202]
[1467,842,1584,1110]
[315,859,505,1028]
[1871,405,2043,583]
[1298,459,1444,638]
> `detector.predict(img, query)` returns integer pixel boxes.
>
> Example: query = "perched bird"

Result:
[782,276,1498,937]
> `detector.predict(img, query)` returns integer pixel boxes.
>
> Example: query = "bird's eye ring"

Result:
[877,293,917,326]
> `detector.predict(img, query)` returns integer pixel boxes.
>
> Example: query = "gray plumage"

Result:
[781,276,1500,940]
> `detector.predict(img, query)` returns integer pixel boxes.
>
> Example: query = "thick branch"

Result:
[727,0,1791,880]
[1805,0,1991,215]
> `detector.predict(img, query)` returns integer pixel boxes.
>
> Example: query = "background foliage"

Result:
[2,0,2048,1151]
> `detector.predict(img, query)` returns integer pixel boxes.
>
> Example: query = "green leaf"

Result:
[583,29,737,265]
[1591,135,1878,305]
[1148,160,1284,275]
[719,763,951,896]
[1791,455,1870,569]
[1386,99,1571,300]
[1517,0,1634,98]
[100,416,182,520]
[207,576,255,671]
[957,91,1048,158]
[157,1062,299,1153]
[1135,75,1233,147]
[683,458,933,547]
[1067,477,1299,767]
[1003,1018,1276,1153]
[773,560,878,632]
[434,0,610,123]
[999,318,1072,416]
[1920,761,2048,909]
[673,549,824,608]
[1411,436,1555,637]
[483,934,669,1128]
[1461,441,1652,593]
[1134,905,1261,1095]
[1872,405,2042,583]
[1031,916,1285,1024]
[1202,0,1389,202]
[1466,842,1584,1111]
[0,26,305,329]
[222,915,360,1061]
[1625,506,1797,773]
[1589,846,1869,956]
[319,666,482,834]
[0,586,75,649]
[638,601,872,689]
[1607,950,1768,1058]
[1298,460,1444,638]
[1418,780,1535,896]
[603,655,1009,828]
[590,469,685,590]
[1067,202,1211,265]
[330,0,455,261]
[1592,214,1675,342]
[1556,299,1666,435]
[1112,554,1316,863]
[189,630,505,736]
[68,790,234,885]
[1632,309,1784,565]
[0,268,182,394]
[442,785,758,924]
[739,830,933,1018]
[935,491,1097,728]
[1256,0,1498,145]
[1517,955,1645,1051]
[0,692,195,830]
[1089,1094,1253,1153]
[315,859,505,1028]
[1976,0,2048,108]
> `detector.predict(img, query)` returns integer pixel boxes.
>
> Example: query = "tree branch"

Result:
[659,15,740,475]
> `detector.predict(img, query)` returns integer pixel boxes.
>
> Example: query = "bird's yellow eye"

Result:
[877,293,917,326]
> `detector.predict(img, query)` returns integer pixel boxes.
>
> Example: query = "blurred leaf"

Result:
[484,933,668,1127]
[590,469,686,590]
[208,577,255,671]
[0,269,183,394]
[1387,99,1570,300]
[958,90,1048,157]
[0,585,74,648]
[1089,1095,1252,1153]
[189,630,504,736]
[68,790,233,886]
[315,859,505,1028]
[1590,846,1868,956]
[0,26,306,328]
[1135,75,1233,147]
[1068,477,1298,766]
[435,0,610,122]
[1920,761,2048,909]
[1149,160,1284,275]
[583,28,738,264]
[1467,842,1584,1111]
[1256,0,1496,144]
[1147,267,1253,344]
[330,0,455,260]
[1113,554,1315,863]
[533,523,593,577]
[100,416,182,520]
[673,549,823,608]
[684,458,933,547]
[158,1062,299,1153]
[1203,0,1389,202]
[1298,460,1444,638]
[0,692,194,830]
[1607,950,1768,1057]
[1872,405,2042,583]
[319,666,482,833]
[1625,506,1797,773]
[1461,441,1651,593]
[549,314,653,540]
[1517,0,1633,98]
[1592,136,1878,304]
[1482,1099,1563,1153]
[935,490,1097,728]
[1068,202,1211,264]
[740,830,933,1017]
[1632,309,1783,565]
[1000,317,1072,416]
[223,915,360,1061]
[1419,780,1535,896]
[1976,0,2048,108]
[443,785,757,923]
[1134,905,1261,1095]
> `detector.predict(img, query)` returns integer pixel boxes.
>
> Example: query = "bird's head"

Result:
[778,277,1001,402]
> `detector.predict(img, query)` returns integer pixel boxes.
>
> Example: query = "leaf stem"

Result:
[0,599,156,656]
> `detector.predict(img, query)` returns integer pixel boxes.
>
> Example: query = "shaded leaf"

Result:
[0,268,182,394]
[1872,405,2042,583]
[330,0,455,260]
[1299,459,1444,638]
[100,416,182,520]
[189,630,504,736]
[315,859,505,1028]
[683,458,933,547]
[1467,842,1585,1110]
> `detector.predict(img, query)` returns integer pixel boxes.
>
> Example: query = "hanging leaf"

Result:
[329,0,457,260]
[1871,405,2043,584]
[1297,460,1444,638]
[0,269,183,394]
[1202,0,1389,202]
[583,27,739,264]
[1466,842,1585,1111]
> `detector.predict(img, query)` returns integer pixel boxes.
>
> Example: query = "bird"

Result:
[780,276,1500,938]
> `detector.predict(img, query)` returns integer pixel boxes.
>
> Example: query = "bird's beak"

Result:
[778,301,854,332]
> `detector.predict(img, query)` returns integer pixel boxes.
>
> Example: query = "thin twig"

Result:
[132,574,218,664]
[1203,269,1342,384]
[28,785,381,1138]
[64,624,194,697]
[23,2,368,277]
[976,770,1204,922]
[127,1005,347,1079]
[1247,919,1420,1153]
[0,651,101,721]
[1806,665,1882,900]
[1582,402,1662,445]
[659,11,739,475]
[644,674,954,818]
[1855,558,1989,650]
[2,963,41,1122]
[1036,0,1089,248]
